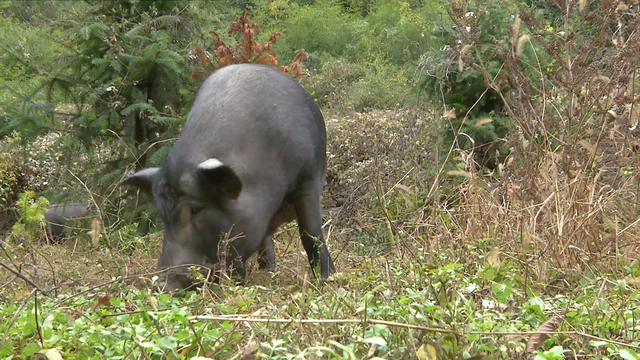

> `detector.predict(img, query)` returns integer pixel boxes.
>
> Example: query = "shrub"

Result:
[429,0,640,269]
[338,0,377,16]
[418,0,540,171]
[190,8,309,80]
[8,190,49,244]
[0,151,22,219]
[271,2,364,61]
[305,59,366,109]
[358,0,434,65]
[349,58,417,111]
[324,108,439,251]
[306,57,419,111]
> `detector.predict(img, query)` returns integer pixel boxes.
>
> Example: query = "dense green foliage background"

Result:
[0,0,449,231]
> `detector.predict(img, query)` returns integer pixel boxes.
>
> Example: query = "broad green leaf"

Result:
[362,336,387,347]
[620,349,640,360]
[158,336,177,350]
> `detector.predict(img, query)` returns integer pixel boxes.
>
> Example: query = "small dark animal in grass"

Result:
[122,63,336,292]
[44,201,92,242]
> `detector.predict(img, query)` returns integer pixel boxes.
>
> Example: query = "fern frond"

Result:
[127,35,154,43]
[124,24,146,38]
[98,167,126,186]
[151,15,181,26]
[87,87,108,106]
[110,60,123,73]
[81,22,109,40]
[91,58,111,66]
[158,50,184,64]
[147,144,172,166]
[122,102,160,117]
[155,58,182,77]
[150,115,184,126]
[142,44,161,62]
[119,53,144,63]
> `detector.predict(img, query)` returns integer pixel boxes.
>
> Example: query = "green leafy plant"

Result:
[8,190,49,243]
[418,0,538,171]
[358,0,433,65]
[271,1,364,61]
[0,152,21,213]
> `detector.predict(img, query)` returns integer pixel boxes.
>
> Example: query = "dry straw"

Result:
[579,0,587,12]
[516,34,530,57]
[512,14,521,46]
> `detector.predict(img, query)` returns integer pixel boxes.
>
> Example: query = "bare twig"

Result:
[0,261,48,294]
[56,263,214,305]
[190,315,640,349]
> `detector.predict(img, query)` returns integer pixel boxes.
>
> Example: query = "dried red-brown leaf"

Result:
[239,341,259,360]
[192,9,308,80]
[255,54,278,66]
[93,294,111,310]
[190,70,205,80]
[487,247,501,268]
[218,55,234,67]
[525,315,564,353]
[293,51,308,62]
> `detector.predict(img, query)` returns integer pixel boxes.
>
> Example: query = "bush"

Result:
[349,58,417,111]
[191,8,310,80]
[306,57,418,111]
[270,2,365,61]
[0,151,22,220]
[426,0,640,269]
[0,14,68,137]
[304,59,366,109]
[8,190,49,244]
[418,0,538,171]
[358,0,434,65]
[324,108,439,251]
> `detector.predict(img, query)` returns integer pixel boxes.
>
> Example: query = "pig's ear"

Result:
[120,168,160,194]
[196,158,242,200]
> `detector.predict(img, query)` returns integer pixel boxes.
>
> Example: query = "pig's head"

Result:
[121,158,242,293]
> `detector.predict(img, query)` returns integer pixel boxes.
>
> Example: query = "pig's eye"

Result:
[190,206,205,218]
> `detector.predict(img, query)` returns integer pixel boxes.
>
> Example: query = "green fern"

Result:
[158,50,184,64]
[127,34,154,43]
[9,191,50,243]
[91,58,111,66]
[156,58,182,78]
[147,144,173,166]
[79,22,108,40]
[110,60,123,73]
[122,102,161,117]
[150,115,184,126]
[142,43,161,62]
[119,53,144,63]
[150,15,182,26]
[87,86,108,107]
[124,23,146,38]
[78,26,90,40]
[98,167,127,187]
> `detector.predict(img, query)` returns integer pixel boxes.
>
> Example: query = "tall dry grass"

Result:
[323,0,640,284]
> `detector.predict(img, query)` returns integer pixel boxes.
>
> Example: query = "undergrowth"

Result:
[1,237,639,359]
